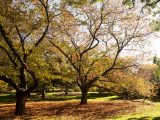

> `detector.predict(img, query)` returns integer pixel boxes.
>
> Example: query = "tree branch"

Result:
[0,75,18,91]
[0,45,18,67]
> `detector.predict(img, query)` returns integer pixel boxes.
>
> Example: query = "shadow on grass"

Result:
[0,92,119,104]
[150,97,160,102]
[87,92,116,99]
[27,92,80,102]
[47,94,130,102]
[153,117,160,120]
[0,94,16,104]
[28,92,119,102]
[128,116,160,120]
[30,96,81,102]
[128,116,150,120]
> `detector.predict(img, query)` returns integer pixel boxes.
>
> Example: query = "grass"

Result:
[0,92,119,103]
[0,92,160,119]
[110,101,160,120]
[41,92,119,101]
[0,93,16,103]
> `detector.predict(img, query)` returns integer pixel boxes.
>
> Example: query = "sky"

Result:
[152,38,160,57]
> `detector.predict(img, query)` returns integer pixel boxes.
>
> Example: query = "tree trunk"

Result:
[15,91,26,115]
[41,85,46,100]
[64,85,68,96]
[80,88,88,104]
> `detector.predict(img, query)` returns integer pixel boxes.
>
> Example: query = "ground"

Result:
[0,93,160,120]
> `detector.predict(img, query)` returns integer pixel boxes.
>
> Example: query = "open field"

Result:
[0,92,160,120]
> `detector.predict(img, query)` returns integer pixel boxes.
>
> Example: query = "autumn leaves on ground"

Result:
[0,93,157,120]
[0,101,145,120]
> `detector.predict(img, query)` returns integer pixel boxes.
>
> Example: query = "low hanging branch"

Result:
[0,75,18,91]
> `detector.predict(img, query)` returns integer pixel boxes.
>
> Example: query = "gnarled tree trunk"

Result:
[41,85,46,100]
[80,87,88,104]
[15,91,26,115]
[64,85,69,96]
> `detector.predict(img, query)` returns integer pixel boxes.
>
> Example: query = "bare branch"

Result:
[15,25,25,53]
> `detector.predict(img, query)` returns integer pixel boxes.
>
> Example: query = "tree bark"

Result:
[64,85,68,96]
[80,88,88,104]
[41,85,46,100]
[15,91,26,115]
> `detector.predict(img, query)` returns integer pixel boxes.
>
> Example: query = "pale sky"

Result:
[151,37,160,57]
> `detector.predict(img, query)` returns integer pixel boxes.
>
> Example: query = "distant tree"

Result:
[29,40,76,98]
[153,56,160,97]
[0,48,14,93]
[95,57,157,99]
[49,49,76,95]
[52,78,76,95]
[0,81,9,93]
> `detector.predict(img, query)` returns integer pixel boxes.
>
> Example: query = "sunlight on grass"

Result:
[40,92,119,102]
[109,102,160,120]
[89,95,118,102]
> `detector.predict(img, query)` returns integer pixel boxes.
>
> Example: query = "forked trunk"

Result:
[15,91,26,115]
[80,88,88,104]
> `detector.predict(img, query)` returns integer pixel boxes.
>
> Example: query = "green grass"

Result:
[108,101,160,120]
[0,92,118,104]
[28,92,119,102]
[0,93,16,103]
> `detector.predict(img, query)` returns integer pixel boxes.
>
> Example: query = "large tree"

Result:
[49,0,151,104]
[0,0,61,115]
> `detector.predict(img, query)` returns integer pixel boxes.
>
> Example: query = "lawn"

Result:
[111,101,160,120]
[0,92,160,120]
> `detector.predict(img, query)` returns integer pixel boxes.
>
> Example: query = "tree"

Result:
[48,0,151,104]
[96,63,157,99]
[31,41,75,98]
[52,78,76,95]
[153,56,160,97]
[0,48,14,93]
[38,41,77,95]
[27,41,54,100]
[51,59,76,95]
[0,0,61,115]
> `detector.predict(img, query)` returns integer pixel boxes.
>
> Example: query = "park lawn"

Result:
[0,93,16,103]
[0,92,118,104]
[0,92,160,120]
[110,101,160,120]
